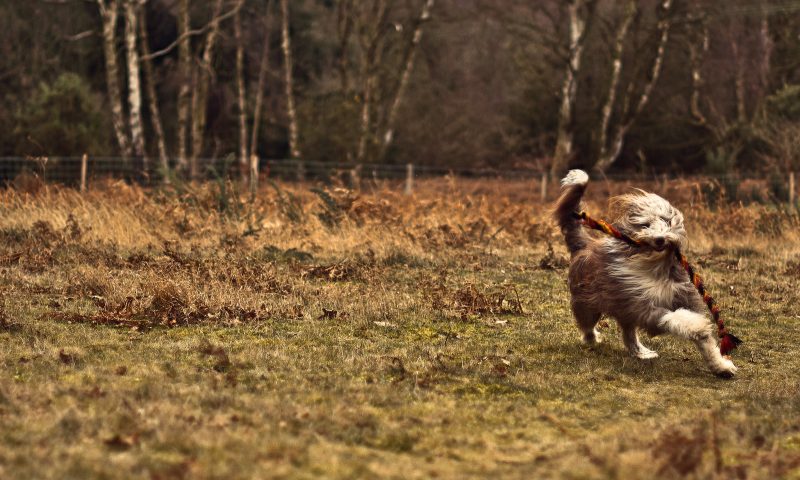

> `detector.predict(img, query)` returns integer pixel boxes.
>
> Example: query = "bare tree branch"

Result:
[140,4,240,62]
[65,30,96,41]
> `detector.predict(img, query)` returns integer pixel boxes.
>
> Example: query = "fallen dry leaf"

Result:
[103,433,139,451]
[58,349,77,365]
[318,308,348,320]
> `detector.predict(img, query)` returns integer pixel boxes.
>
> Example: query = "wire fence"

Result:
[0,156,797,205]
[0,156,560,183]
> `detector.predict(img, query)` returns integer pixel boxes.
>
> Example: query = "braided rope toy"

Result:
[572,211,742,356]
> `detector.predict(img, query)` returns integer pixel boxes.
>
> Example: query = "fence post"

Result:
[296,160,305,182]
[405,163,414,195]
[790,171,796,205]
[540,172,548,202]
[80,154,88,192]
[249,154,259,197]
[350,164,361,191]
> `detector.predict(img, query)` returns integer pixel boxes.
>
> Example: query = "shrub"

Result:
[298,92,359,163]
[768,171,790,203]
[704,146,738,204]
[13,73,110,156]
[766,84,800,121]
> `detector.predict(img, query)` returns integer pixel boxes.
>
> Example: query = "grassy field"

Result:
[1,177,799,479]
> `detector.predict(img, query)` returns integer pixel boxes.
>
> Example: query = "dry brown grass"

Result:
[1,178,799,479]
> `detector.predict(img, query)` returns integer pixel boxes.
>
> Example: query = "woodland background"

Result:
[2,0,800,178]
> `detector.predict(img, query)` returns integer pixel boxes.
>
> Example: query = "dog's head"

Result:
[610,191,687,253]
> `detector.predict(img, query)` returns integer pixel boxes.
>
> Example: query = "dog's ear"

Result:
[608,194,637,222]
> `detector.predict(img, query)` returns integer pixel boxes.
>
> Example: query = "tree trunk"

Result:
[336,0,354,92]
[97,0,131,159]
[176,0,191,174]
[355,0,389,164]
[189,0,225,178]
[597,0,636,167]
[595,0,673,173]
[234,0,248,182]
[759,13,773,103]
[688,12,709,125]
[138,5,168,179]
[377,0,435,163]
[249,0,274,160]
[551,0,595,176]
[731,37,747,124]
[124,0,146,174]
[356,71,375,163]
[280,0,301,159]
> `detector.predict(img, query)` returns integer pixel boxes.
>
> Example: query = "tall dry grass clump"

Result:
[1,177,798,262]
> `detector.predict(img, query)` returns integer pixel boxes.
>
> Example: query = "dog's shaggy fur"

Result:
[554,170,737,377]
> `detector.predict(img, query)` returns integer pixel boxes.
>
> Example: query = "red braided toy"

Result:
[572,211,742,355]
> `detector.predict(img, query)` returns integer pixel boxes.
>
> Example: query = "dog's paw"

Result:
[712,358,738,378]
[633,348,659,360]
[582,330,602,345]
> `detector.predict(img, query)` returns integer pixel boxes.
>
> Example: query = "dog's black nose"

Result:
[654,237,666,247]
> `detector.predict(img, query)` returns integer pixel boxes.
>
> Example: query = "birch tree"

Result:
[280,0,301,160]
[138,4,168,177]
[687,5,709,126]
[377,0,435,163]
[96,0,131,159]
[189,0,225,178]
[730,34,747,124]
[355,0,390,163]
[176,0,191,173]
[334,0,438,164]
[336,0,355,92]
[596,0,636,169]
[724,9,772,124]
[123,0,146,169]
[249,0,274,166]
[135,0,236,178]
[234,0,248,180]
[759,11,773,96]
[550,0,597,176]
[594,0,674,173]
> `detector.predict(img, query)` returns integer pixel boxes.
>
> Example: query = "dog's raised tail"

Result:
[554,169,589,255]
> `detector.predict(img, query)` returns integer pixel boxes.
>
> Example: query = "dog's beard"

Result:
[650,243,669,253]
[629,230,686,254]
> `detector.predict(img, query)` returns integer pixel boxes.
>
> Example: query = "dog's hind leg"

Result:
[645,308,737,377]
[621,326,658,359]
[572,303,602,345]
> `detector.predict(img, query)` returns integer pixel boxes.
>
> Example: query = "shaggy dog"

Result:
[554,170,737,377]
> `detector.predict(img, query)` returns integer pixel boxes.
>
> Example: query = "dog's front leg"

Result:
[645,308,737,377]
